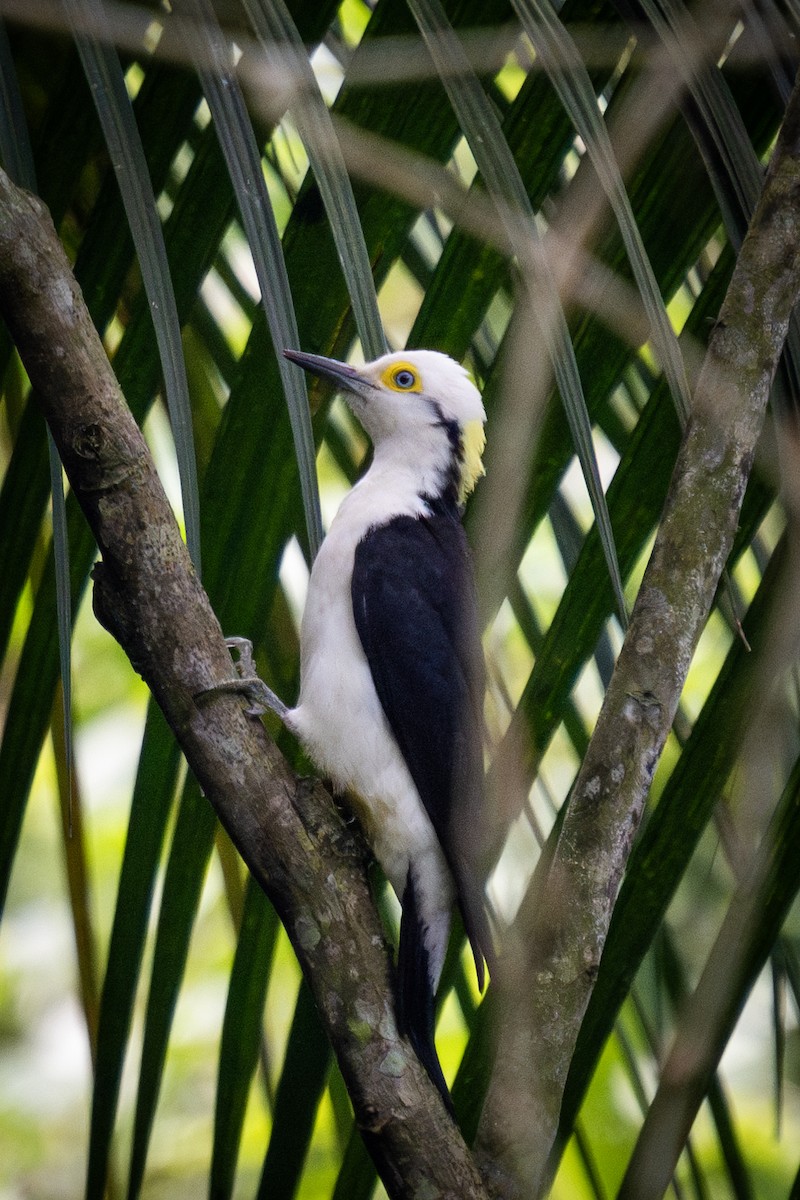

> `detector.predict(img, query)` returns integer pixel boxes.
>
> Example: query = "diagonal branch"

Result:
[0,169,489,1200]
[475,66,800,1197]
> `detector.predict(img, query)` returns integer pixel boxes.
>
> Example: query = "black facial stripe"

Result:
[427,400,463,504]
[429,401,461,455]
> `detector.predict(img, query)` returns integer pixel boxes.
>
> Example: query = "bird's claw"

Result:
[225,636,258,679]
[196,637,288,720]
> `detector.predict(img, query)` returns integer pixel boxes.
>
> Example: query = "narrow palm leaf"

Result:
[47,431,73,813]
[0,506,93,918]
[410,0,618,364]
[210,879,280,1200]
[631,0,778,245]
[65,0,202,570]
[179,0,323,558]
[512,0,693,424]
[619,752,800,1193]
[0,26,75,831]
[0,62,202,670]
[656,934,754,1199]
[0,19,35,186]
[51,686,100,1058]
[635,0,800,441]
[256,976,332,1199]
[242,0,387,360]
[126,779,217,1200]
[331,1125,378,1200]
[409,0,628,626]
[86,704,182,1200]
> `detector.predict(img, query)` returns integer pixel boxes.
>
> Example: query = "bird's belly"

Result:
[287,529,445,897]
[291,646,439,892]
[291,654,453,984]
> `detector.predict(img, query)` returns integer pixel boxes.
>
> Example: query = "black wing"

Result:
[351,506,492,982]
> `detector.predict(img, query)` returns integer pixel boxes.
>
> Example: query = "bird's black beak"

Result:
[283,348,374,399]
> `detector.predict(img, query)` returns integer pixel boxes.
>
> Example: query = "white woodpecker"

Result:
[226,347,493,1111]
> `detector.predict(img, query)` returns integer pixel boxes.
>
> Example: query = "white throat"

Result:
[367,422,454,507]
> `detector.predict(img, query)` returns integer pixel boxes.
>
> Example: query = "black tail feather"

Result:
[397,874,454,1116]
[458,882,495,993]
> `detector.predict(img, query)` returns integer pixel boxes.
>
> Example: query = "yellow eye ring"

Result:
[380,361,421,392]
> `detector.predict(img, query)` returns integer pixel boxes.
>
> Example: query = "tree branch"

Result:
[0,169,489,1200]
[475,67,800,1196]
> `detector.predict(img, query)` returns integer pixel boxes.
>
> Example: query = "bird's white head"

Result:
[285,347,486,504]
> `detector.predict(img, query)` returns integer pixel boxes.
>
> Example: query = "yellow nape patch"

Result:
[460,419,486,502]
[379,360,422,393]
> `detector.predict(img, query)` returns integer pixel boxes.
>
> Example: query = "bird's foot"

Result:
[196,637,288,720]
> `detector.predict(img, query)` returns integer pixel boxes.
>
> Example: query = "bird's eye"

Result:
[392,368,416,389]
[379,360,422,392]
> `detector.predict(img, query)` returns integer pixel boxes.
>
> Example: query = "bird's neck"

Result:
[365,430,458,512]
